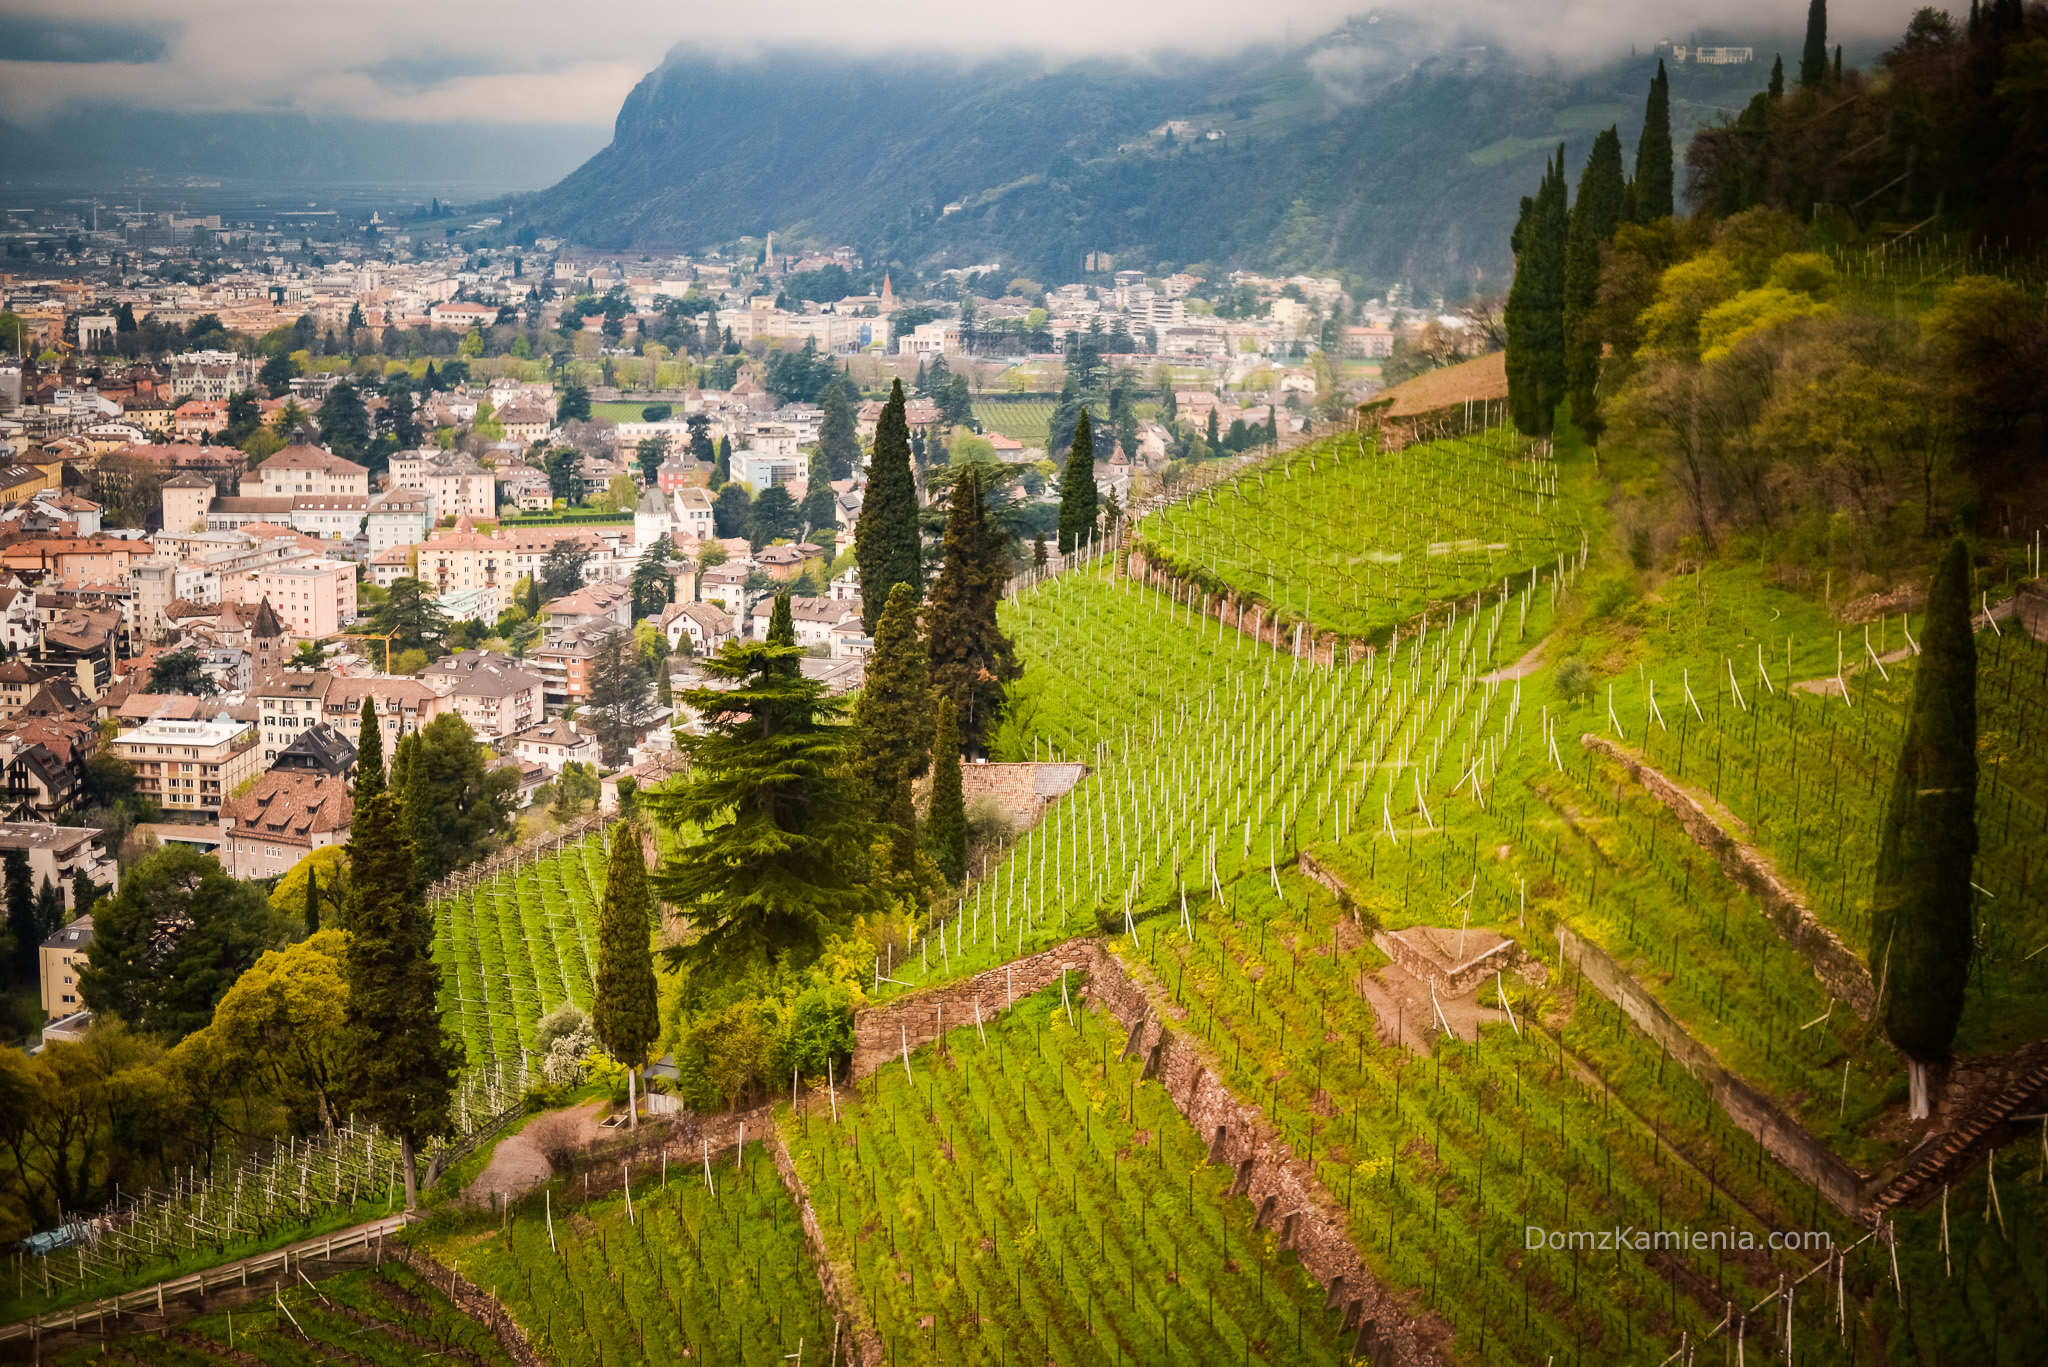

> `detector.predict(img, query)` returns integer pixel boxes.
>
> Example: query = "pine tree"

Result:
[926,466,1020,758]
[1563,127,1627,443]
[1032,534,1048,570]
[1506,151,1569,437]
[854,380,921,635]
[341,786,460,1208]
[851,582,931,793]
[6,851,35,973]
[819,380,861,482]
[646,635,872,983]
[1799,0,1829,89]
[1871,538,1977,1120]
[304,868,320,935]
[592,824,659,1127]
[355,695,384,799]
[1633,61,1675,221]
[926,698,966,885]
[1058,409,1099,554]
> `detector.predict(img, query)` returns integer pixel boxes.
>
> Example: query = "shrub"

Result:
[1554,656,1596,703]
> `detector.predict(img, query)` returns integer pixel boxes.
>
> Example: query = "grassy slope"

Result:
[414,1150,833,1365]
[785,980,1350,1366]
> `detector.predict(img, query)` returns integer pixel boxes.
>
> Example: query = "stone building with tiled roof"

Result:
[218,770,353,879]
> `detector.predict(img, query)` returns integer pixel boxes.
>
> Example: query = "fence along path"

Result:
[0,1214,411,1344]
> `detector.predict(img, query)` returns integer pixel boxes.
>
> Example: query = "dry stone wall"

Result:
[848,937,1453,1366]
[1581,735,1876,1018]
[1555,925,1870,1218]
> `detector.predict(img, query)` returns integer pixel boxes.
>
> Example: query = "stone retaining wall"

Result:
[1081,950,1453,1366]
[849,937,1451,1365]
[1581,735,1876,1018]
[768,1130,884,1367]
[386,1244,548,1367]
[848,940,1101,1079]
[1556,925,1870,1218]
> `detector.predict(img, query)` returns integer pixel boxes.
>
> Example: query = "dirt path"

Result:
[1478,638,1546,684]
[462,1100,609,1207]
[1793,597,2016,696]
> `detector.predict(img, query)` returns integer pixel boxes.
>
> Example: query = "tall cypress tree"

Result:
[1871,539,1977,1120]
[341,787,460,1208]
[1799,0,1829,89]
[852,582,931,792]
[355,695,384,798]
[818,378,861,482]
[1633,61,1675,221]
[801,442,836,535]
[592,824,659,1128]
[854,379,921,635]
[714,436,731,485]
[926,698,966,885]
[395,732,436,896]
[1058,409,1099,554]
[1563,127,1627,443]
[1506,151,1569,437]
[304,868,320,935]
[5,851,34,974]
[926,466,1021,758]
[1768,54,1785,99]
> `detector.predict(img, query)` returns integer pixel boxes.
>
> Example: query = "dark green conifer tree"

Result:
[1768,54,1785,98]
[341,786,460,1208]
[926,466,1020,758]
[1563,127,1627,443]
[801,442,836,534]
[851,582,931,793]
[714,436,731,485]
[1871,538,1977,1119]
[592,824,659,1127]
[1058,409,1099,554]
[1799,0,1828,89]
[304,868,320,935]
[1505,151,1569,436]
[926,698,966,885]
[818,378,861,482]
[1632,61,1675,221]
[646,631,872,982]
[1264,406,1279,448]
[355,695,384,799]
[5,849,34,967]
[854,380,921,635]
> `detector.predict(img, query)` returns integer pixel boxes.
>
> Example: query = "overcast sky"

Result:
[0,0,1925,128]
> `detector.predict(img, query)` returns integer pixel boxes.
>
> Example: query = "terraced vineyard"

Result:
[419,1147,834,1365]
[786,980,1351,1366]
[433,834,612,1076]
[42,1263,517,1367]
[896,555,1563,1000]
[1135,425,1596,642]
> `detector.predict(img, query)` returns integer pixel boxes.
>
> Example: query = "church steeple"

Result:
[880,271,895,311]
